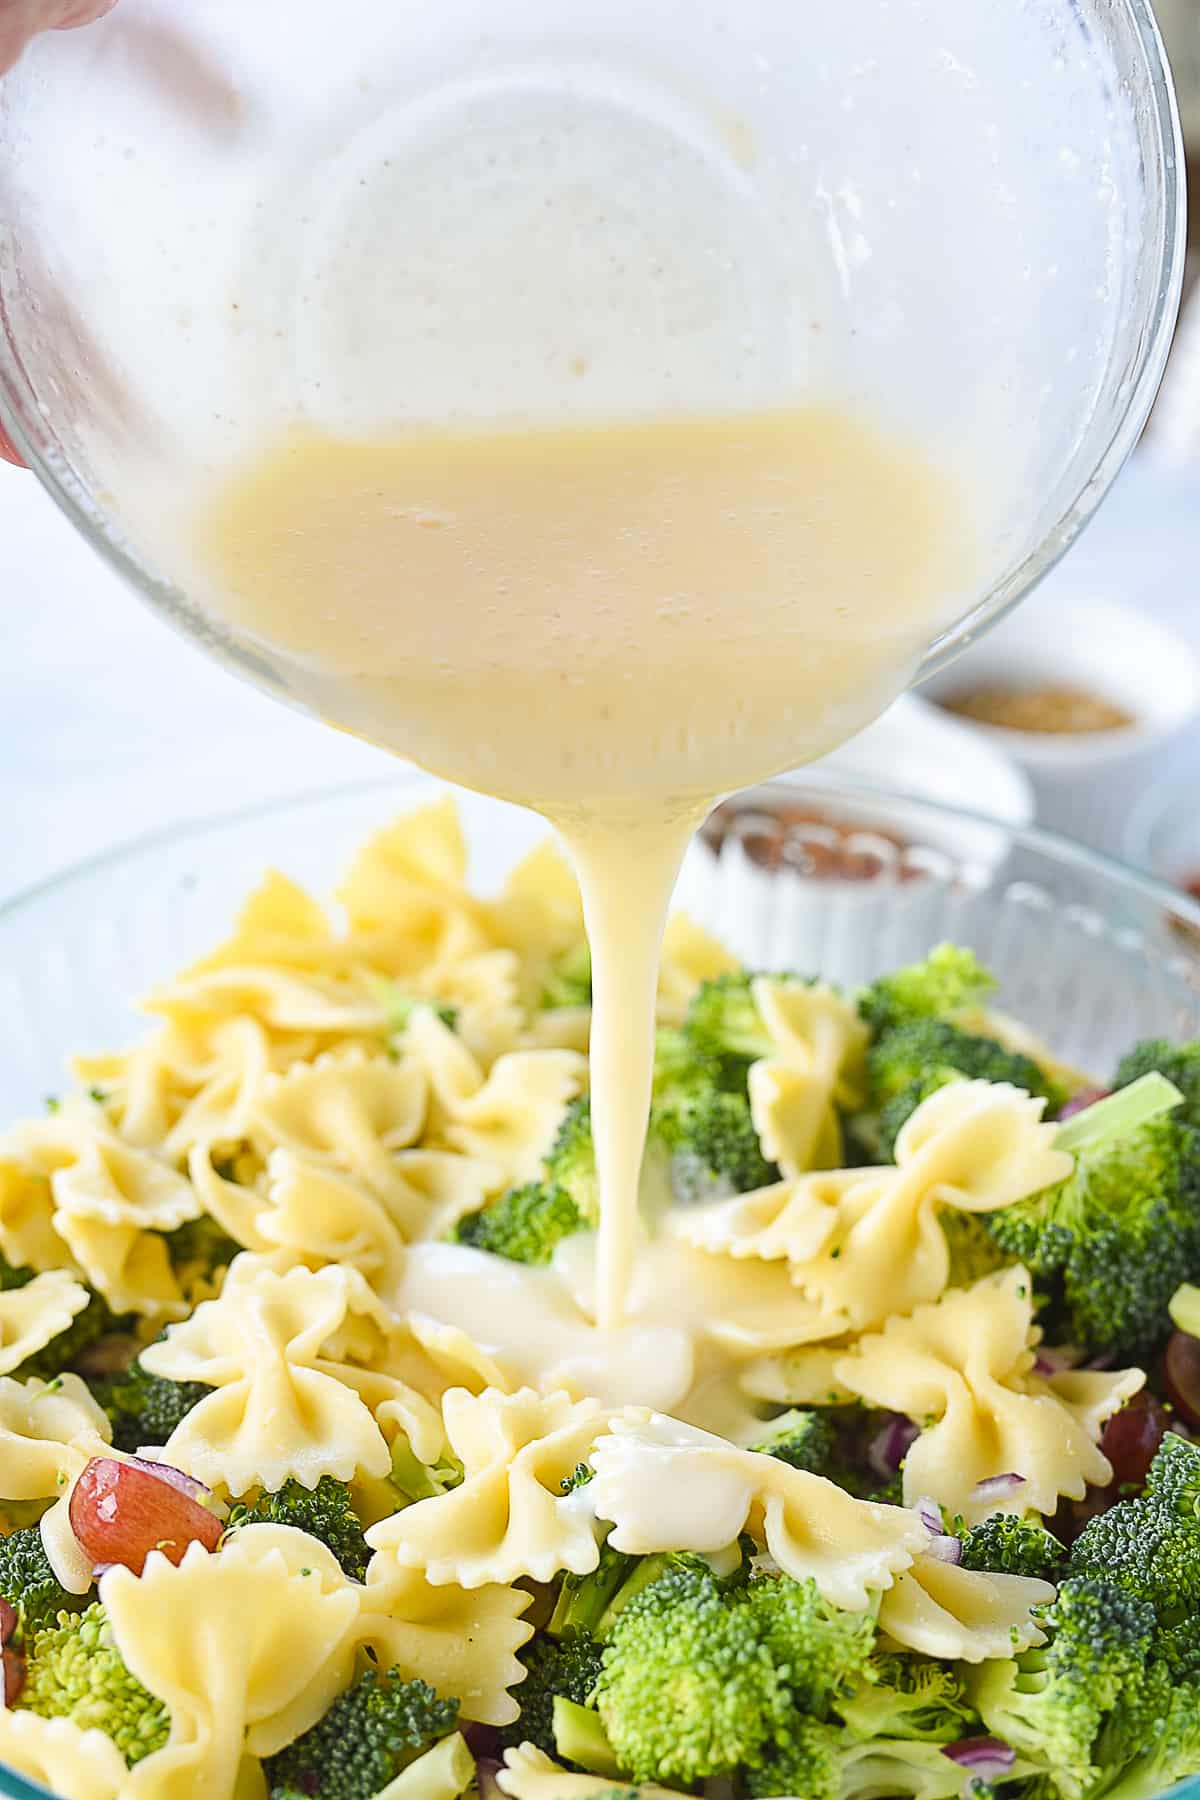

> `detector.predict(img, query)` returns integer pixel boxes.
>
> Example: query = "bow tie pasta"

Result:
[0,1273,90,1378]
[674,1080,1072,1329]
[0,1712,128,1800]
[101,1527,365,1800]
[876,1553,1054,1662]
[588,1410,928,1613]
[367,1387,618,1588]
[836,1264,1145,1522]
[748,978,869,1175]
[356,1562,533,1725]
[140,1258,458,1491]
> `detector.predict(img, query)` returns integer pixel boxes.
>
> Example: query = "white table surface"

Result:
[3,448,1199,907]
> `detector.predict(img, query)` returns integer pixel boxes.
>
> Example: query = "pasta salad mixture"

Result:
[0,796,1198,1800]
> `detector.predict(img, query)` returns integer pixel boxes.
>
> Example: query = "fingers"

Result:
[0,1,116,76]
[0,0,116,468]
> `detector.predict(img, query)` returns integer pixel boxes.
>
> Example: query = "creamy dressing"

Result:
[200,406,977,1329]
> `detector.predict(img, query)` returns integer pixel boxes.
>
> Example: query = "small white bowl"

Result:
[811,692,1034,831]
[917,594,1200,847]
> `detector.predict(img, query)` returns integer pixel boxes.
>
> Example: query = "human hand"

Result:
[0,2,116,461]
[0,1,115,75]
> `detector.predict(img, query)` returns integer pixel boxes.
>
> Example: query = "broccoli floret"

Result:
[858,945,996,1037]
[0,1526,85,1642]
[542,1098,600,1223]
[97,1353,212,1454]
[18,1603,169,1766]
[595,1558,873,1787]
[1069,1433,1200,1622]
[969,1577,1157,1799]
[1088,1659,1200,1800]
[547,1543,645,1640]
[387,1435,465,1507]
[541,942,592,1010]
[163,1215,240,1283]
[224,1477,369,1581]
[682,972,782,1091]
[264,1667,460,1800]
[380,990,459,1039]
[1114,1038,1200,1130]
[652,1026,717,1097]
[987,1076,1200,1359]
[746,1716,844,1800]
[749,1408,837,1474]
[868,1018,1063,1160]
[652,1083,776,1202]
[454,1181,586,1266]
[941,1212,1012,1287]
[750,1720,986,1800]
[958,1514,1067,1583]
[560,1462,593,1495]
[499,1629,605,1757]
[749,1403,910,1503]
[837,1654,978,1745]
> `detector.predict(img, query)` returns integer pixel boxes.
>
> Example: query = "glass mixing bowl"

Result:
[0,0,1185,779]
[0,774,1199,1800]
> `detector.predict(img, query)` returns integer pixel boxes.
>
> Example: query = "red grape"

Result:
[1100,1392,1171,1489]
[69,1457,223,1576]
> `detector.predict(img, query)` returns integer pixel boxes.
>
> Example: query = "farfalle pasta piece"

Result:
[878,1553,1054,1662]
[589,1411,927,1612]
[409,1010,585,1187]
[402,949,527,1064]
[103,1527,364,1800]
[836,1264,1145,1523]
[52,1210,186,1321]
[145,958,387,1043]
[749,978,869,1174]
[0,1711,128,1800]
[0,1372,111,1502]
[186,1144,271,1250]
[656,915,739,1024]
[0,1107,97,1275]
[675,1080,1072,1330]
[0,1269,90,1375]
[366,1387,616,1588]
[499,1745,686,1800]
[251,1046,428,1195]
[357,1561,533,1725]
[335,796,492,959]
[254,1151,407,1298]
[142,1258,429,1492]
[52,1134,199,1233]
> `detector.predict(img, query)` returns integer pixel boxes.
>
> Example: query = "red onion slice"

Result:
[969,1473,1026,1505]
[134,1457,229,1522]
[914,1496,944,1536]
[1033,1346,1082,1376]
[944,1735,1018,1798]
[476,1758,505,1800]
[463,1724,502,1761]
[925,1533,964,1564]
[868,1414,919,1480]
[1056,1088,1110,1123]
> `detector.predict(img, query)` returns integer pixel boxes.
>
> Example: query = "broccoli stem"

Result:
[371,1733,474,1800]
[553,1698,623,1778]
[1054,1073,1183,1155]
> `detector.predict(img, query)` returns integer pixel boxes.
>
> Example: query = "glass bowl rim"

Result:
[2,767,1199,932]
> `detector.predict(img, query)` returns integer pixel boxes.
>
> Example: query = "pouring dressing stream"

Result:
[200,405,977,1326]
